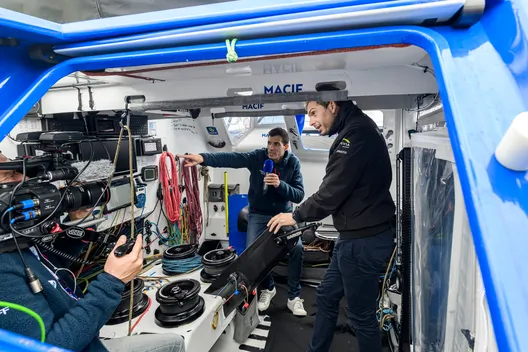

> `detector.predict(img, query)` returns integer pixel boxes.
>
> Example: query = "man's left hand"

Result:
[68,208,93,221]
[0,153,25,183]
[264,173,281,188]
[267,213,296,234]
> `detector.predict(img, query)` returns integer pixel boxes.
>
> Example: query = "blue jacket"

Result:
[0,248,125,351]
[200,149,304,215]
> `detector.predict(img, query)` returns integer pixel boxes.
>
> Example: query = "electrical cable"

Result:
[3,158,44,293]
[34,245,78,293]
[378,246,397,330]
[8,139,112,245]
[130,296,152,334]
[159,150,181,224]
[75,242,94,278]
[49,138,114,232]
[6,158,28,261]
[0,301,45,342]
[32,239,93,265]
[121,123,136,337]
[9,142,95,238]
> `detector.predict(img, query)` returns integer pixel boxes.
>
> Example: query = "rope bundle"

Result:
[159,151,181,224]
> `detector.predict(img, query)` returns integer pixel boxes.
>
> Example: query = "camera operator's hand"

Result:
[68,208,92,221]
[0,153,24,183]
[104,234,144,284]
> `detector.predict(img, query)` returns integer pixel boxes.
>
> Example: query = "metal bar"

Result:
[132,94,417,114]
[352,95,417,110]
[129,91,348,112]
[212,109,305,119]
[49,82,110,90]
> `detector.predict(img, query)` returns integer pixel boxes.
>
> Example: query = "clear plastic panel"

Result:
[444,203,477,351]
[0,0,232,23]
[411,146,455,352]
[446,204,499,352]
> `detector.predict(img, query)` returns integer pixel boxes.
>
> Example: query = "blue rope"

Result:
[162,254,202,274]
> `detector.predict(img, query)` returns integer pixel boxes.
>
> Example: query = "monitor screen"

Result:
[104,180,133,213]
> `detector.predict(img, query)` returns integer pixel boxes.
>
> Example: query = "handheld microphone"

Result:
[45,159,116,183]
[263,159,274,194]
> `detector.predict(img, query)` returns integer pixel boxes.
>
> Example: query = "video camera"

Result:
[0,131,113,253]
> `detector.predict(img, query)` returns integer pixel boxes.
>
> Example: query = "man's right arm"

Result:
[200,150,259,169]
[293,132,366,223]
[0,270,124,351]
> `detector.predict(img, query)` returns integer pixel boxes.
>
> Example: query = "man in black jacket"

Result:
[268,98,395,352]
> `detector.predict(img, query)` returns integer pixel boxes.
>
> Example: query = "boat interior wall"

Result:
[65,45,429,81]
[0,116,212,253]
[41,46,436,114]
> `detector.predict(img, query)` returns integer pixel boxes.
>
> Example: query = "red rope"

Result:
[181,161,203,241]
[159,151,181,224]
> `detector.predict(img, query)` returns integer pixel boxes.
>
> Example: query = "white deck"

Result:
[100,263,272,351]
[99,265,244,352]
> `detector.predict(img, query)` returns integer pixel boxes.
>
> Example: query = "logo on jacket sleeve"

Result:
[336,138,350,154]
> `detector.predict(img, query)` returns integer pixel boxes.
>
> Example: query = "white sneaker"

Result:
[287,297,307,316]
[257,287,276,311]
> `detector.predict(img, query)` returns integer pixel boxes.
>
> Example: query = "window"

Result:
[300,110,384,150]
[302,110,383,134]
[223,117,251,143]
[365,110,384,128]
[257,116,285,125]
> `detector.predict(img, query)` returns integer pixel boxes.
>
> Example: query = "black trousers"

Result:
[308,228,394,352]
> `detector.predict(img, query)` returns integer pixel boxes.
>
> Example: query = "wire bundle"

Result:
[377,246,397,331]
[181,162,203,241]
[376,307,395,331]
[159,151,181,224]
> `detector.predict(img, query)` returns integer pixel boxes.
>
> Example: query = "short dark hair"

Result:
[310,84,354,109]
[268,127,289,145]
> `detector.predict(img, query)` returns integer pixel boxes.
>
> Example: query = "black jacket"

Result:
[293,102,395,239]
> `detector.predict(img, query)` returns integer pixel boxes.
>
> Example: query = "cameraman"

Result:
[0,154,185,352]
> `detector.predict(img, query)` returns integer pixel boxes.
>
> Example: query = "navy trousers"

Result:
[308,228,395,352]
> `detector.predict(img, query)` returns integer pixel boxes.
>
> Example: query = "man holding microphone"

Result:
[179,127,307,316]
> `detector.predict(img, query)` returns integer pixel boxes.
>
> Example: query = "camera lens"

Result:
[60,182,110,212]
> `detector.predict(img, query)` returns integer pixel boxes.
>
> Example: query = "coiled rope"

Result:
[162,254,202,275]
[181,160,203,242]
[159,151,181,224]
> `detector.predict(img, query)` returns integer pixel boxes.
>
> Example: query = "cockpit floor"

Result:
[263,280,359,351]
[210,278,391,351]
